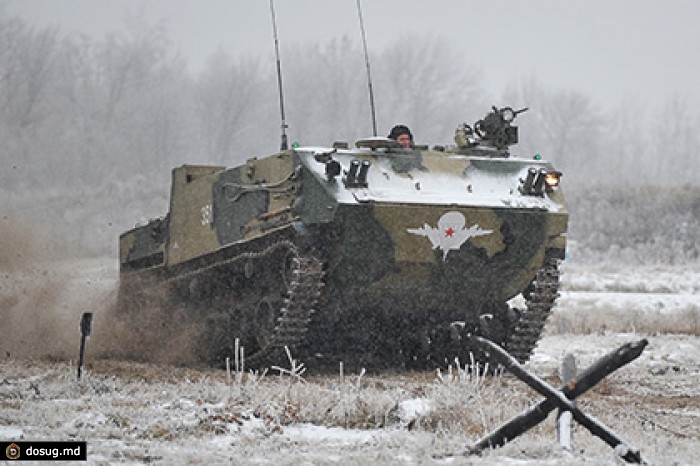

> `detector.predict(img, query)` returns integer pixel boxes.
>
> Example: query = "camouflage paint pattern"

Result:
[117,106,566,368]
[119,140,567,333]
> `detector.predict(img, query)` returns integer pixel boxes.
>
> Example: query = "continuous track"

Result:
[505,257,561,363]
[122,239,558,369]
[167,239,324,367]
[243,243,324,367]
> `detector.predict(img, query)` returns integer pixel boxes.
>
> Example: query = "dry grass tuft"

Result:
[548,304,700,336]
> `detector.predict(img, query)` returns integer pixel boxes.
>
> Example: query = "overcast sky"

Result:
[5,0,700,111]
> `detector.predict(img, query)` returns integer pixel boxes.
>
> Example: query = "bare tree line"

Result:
[0,13,486,193]
[4,11,696,190]
[0,11,697,261]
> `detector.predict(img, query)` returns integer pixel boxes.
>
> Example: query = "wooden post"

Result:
[557,353,576,451]
[77,312,93,380]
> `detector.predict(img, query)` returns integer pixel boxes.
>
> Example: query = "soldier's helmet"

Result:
[387,125,413,143]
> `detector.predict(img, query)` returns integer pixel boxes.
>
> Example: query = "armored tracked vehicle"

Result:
[118,106,567,370]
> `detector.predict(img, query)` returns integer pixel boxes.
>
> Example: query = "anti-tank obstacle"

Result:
[440,337,648,464]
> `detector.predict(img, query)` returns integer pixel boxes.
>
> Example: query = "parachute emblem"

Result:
[407,211,493,260]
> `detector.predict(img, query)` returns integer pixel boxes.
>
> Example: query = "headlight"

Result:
[520,168,562,196]
[544,171,562,188]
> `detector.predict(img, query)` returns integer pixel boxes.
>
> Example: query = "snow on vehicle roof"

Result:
[298,148,563,210]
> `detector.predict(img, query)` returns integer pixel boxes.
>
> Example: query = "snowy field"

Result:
[1,258,699,465]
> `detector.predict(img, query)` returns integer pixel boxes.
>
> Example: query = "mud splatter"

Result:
[0,217,112,360]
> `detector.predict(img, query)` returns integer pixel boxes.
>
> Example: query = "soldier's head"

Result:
[388,125,413,149]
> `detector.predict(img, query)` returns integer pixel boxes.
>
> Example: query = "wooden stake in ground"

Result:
[557,353,576,451]
[77,312,93,380]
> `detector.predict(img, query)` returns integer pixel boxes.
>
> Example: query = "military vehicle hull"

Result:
[118,109,568,370]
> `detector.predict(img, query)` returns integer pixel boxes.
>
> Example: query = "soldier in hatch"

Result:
[388,125,414,149]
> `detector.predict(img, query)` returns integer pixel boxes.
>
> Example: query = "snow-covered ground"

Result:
[1,258,699,464]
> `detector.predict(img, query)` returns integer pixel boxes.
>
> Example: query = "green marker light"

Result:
[292,142,300,148]
[534,153,541,160]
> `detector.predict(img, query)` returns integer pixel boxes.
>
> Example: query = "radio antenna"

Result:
[356,0,378,137]
[269,0,288,150]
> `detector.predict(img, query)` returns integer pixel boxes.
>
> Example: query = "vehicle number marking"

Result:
[200,204,213,226]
